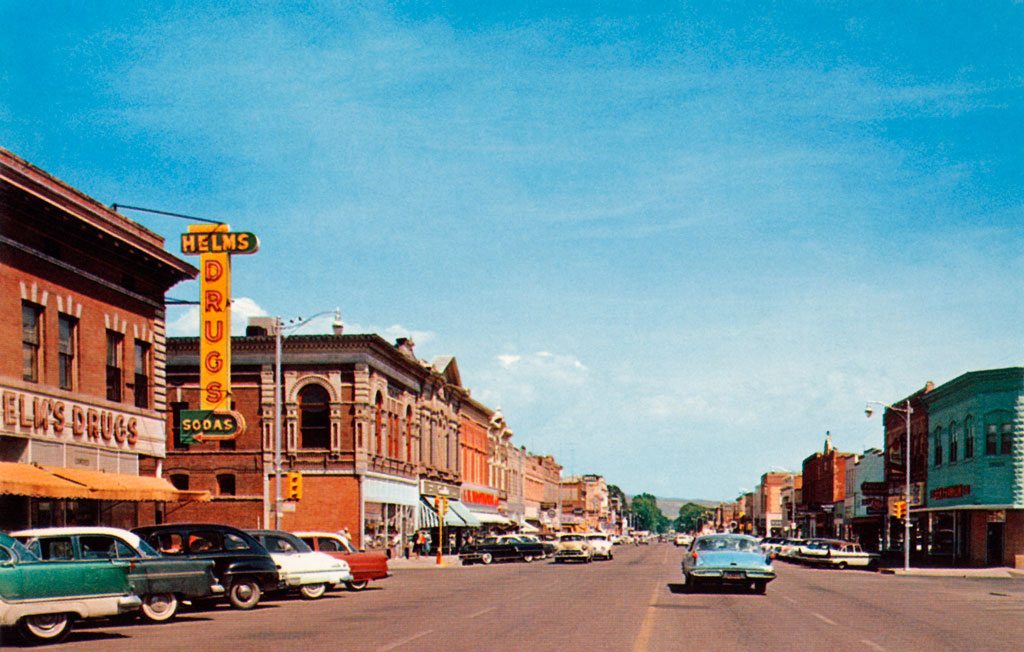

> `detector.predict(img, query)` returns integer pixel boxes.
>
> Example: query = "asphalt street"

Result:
[6,543,1022,651]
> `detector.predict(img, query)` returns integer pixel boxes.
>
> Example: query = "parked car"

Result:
[13,526,222,623]
[797,539,880,569]
[293,531,390,591]
[775,538,809,561]
[0,531,141,644]
[517,534,557,558]
[247,530,351,599]
[459,535,548,565]
[584,533,614,560]
[553,533,593,563]
[133,523,280,610]
[674,534,694,547]
[681,533,776,594]
[759,537,787,556]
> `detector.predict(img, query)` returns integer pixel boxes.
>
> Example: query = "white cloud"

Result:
[164,296,268,337]
[497,354,521,368]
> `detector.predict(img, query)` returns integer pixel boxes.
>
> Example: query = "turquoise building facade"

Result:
[921,368,1024,567]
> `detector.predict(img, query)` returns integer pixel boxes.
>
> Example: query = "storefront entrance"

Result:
[986,521,1004,566]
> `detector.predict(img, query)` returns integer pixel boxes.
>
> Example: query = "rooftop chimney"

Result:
[395,337,416,359]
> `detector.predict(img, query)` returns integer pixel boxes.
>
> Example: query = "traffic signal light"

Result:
[441,497,449,515]
[893,501,905,519]
[286,472,303,500]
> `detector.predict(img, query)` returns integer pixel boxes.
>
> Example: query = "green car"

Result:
[0,531,141,644]
[14,527,223,623]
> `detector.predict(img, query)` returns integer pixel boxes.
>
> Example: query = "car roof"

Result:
[12,526,144,548]
[292,531,344,538]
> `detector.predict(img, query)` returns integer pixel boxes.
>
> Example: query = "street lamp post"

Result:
[272,309,341,530]
[866,399,912,571]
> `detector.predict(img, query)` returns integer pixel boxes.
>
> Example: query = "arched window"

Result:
[405,406,413,462]
[949,421,959,463]
[169,474,189,491]
[965,416,974,458]
[374,392,384,454]
[299,384,331,450]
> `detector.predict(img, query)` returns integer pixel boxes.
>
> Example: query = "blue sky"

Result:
[5,2,1024,501]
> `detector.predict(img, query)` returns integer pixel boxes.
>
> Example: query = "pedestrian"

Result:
[423,532,432,556]
[414,530,425,559]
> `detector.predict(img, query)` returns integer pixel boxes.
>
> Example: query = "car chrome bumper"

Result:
[118,595,143,613]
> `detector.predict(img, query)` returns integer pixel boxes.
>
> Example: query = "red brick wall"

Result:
[280,475,362,544]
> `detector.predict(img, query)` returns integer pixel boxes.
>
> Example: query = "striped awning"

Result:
[418,497,482,528]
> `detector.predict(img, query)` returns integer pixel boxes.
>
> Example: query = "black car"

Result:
[132,523,281,610]
[459,535,548,565]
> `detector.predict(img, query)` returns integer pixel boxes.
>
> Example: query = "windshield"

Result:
[136,537,162,558]
[696,537,760,553]
[8,537,42,562]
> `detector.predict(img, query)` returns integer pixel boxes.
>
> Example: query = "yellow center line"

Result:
[632,546,671,652]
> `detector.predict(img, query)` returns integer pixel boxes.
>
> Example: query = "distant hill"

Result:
[656,497,720,518]
[625,495,721,518]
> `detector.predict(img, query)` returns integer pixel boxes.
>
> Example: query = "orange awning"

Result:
[0,461,94,499]
[40,466,210,502]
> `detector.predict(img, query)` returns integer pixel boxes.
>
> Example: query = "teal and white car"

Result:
[0,531,141,644]
[681,533,776,594]
[14,526,223,623]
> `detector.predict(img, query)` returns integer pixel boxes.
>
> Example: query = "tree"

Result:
[631,493,670,533]
[674,502,710,533]
[607,484,629,521]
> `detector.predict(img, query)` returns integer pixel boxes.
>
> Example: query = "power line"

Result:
[111,204,223,225]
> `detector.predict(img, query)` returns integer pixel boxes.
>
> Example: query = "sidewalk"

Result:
[387,554,462,569]
[881,566,1024,579]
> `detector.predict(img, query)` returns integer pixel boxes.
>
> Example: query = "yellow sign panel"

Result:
[189,224,232,411]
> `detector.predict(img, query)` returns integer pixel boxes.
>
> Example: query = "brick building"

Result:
[1,147,201,531]
[800,435,855,538]
[148,327,479,551]
[459,397,512,529]
[880,382,932,555]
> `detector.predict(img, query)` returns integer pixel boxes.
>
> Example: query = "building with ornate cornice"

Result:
[148,326,479,551]
[1,147,201,531]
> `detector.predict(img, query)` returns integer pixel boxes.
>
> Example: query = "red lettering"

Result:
[203,320,224,342]
[3,392,16,426]
[33,398,50,432]
[101,412,115,441]
[205,351,223,373]
[18,395,32,428]
[204,382,224,405]
[72,406,86,437]
[204,259,223,282]
[52,402,65,433]
[87,409,101,440]
[204,290,224,312]
[127,418,138,445]
[114,415,126,443]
